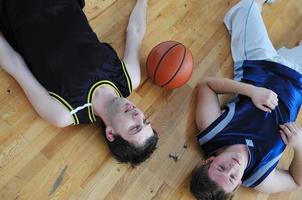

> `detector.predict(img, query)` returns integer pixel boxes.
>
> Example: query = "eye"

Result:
[230,175,236,184]
[130,125,142,135]
[143,119,150,125]
[218,165,224,172]
[132,125,140,131]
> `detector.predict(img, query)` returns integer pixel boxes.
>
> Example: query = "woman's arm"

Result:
[123,0,147,90]
[0,34,73,127]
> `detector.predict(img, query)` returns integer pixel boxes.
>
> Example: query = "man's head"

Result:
[190,164,235,200]
[190,150,247,199]
[104,97,158,165]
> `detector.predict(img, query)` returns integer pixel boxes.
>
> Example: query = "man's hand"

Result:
[280,122,302,151]
[250,86,278,112]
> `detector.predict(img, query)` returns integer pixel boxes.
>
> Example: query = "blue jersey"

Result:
[197,60,302,188]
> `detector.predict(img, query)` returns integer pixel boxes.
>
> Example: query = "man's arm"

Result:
[0,34,73,127]
[123,0,147,90]
[195,77,278,131]
[254,122,302,193]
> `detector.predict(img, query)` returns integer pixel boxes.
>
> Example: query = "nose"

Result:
[229,162,235,168]
[222,163,235,174]
[226,163,238,175]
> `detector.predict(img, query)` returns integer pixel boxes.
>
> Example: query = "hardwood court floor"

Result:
[0,0,302,199]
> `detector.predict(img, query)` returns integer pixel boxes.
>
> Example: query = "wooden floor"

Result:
[1,0,302,199]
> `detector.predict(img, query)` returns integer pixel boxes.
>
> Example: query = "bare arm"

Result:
[195,78,223,131]
[195,77,278,131]
[0,34,73,127]
[254,168,300,193]
[123,0,147,90]
[254,122,302,193]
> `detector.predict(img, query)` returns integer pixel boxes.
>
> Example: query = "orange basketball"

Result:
[146,41,193,89]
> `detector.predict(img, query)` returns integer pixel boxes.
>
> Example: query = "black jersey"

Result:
[0,0,133,124]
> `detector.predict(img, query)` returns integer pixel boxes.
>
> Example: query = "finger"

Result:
[265,102,276,110]
[268,90,278,98]
[284,123,296,134]
[271,91,278,98]
[295,122,302,130]
[280,130,288,144]
[258,105,271,112]
[271,98,278,106]
[291,122,299,134]
[280,124,292,136]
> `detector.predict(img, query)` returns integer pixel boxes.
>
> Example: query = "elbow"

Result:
[126,24,145,41]
[126,25,139,36]
[197,77,221,94]
[197,77,214,88]
[197,77,212,92]
[294,180,302,188]
[289,168,302,188]
[44,115,70,128]
[51,120,68,128]
[197,80,206,91]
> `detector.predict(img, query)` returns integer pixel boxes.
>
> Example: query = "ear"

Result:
[105,126,115,142]
[202,156,215,165]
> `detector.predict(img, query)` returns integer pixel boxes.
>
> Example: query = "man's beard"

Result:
[106,97,126,122]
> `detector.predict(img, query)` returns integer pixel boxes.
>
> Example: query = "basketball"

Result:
[146,41,193,89]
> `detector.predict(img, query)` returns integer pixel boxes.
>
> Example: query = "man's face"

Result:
[106,97,154,146]
[205,151,245,193]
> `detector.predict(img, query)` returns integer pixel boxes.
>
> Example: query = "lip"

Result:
[124,103,135,113]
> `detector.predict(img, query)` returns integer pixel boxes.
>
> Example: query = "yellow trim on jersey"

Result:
[49,92,80,125]
[120,60,133,93]
[87,81,122,123]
